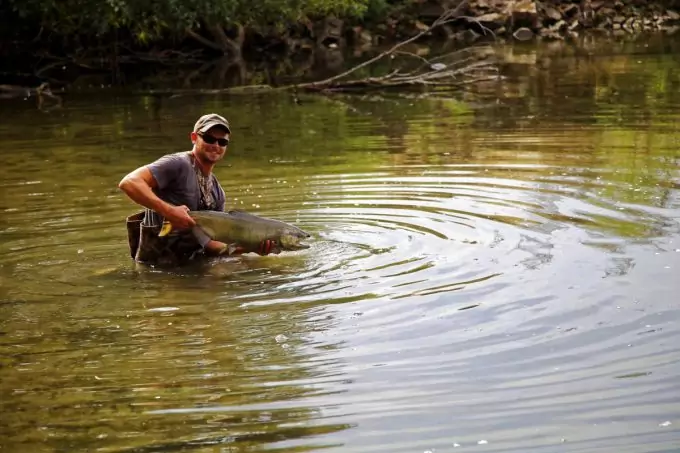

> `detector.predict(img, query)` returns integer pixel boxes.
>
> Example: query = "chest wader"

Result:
[126,211,202,267]
[124,153,217,267]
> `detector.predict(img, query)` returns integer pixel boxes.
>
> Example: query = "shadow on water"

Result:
[1,34,680,453]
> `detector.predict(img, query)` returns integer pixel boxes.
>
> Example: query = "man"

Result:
[119,113,275,266]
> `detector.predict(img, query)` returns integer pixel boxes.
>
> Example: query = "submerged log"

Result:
[0,82,63,110]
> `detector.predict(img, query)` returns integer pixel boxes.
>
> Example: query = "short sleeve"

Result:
[146,153,188,190]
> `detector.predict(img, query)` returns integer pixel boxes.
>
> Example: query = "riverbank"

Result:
[2,0,680,90]
[379,0,680,45]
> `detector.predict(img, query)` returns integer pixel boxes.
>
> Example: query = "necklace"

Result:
[189,152,215,210]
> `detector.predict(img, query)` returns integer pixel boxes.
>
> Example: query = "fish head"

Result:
[278,227,311,251]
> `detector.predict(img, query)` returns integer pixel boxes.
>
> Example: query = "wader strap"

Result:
[126,211,145,259]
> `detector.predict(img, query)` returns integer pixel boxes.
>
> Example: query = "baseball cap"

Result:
[193,113,231,134]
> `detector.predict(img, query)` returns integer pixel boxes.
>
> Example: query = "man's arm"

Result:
[118,166,195,230]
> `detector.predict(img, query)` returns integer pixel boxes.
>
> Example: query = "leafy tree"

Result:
[3,0,398,54]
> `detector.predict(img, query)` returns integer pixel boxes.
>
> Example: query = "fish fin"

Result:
[227,243,243,256]
[159,221,173,237]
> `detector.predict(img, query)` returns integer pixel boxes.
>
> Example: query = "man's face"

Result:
[192,126,229,164]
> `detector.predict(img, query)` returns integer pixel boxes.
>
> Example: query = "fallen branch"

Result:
[134,0,499,98]
[297,0,475,90]
[286,0,499,95]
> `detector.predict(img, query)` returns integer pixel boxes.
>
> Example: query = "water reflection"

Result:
[1,35,680,453]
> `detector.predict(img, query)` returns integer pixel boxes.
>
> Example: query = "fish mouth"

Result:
[297,232,312,249]
[287,237,310,250]
[281,231,311,250]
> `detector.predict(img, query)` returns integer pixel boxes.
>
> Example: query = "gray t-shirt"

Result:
[142,151,226,246]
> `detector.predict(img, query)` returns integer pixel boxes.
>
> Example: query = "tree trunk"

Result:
[185,23,245,58]
[207,23,244,58]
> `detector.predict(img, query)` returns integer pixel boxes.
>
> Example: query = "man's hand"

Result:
[163,205,196,231]
[258,239,279,256]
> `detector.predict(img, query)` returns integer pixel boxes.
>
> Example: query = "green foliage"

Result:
[361,0,411,21]
[3,0,380,41]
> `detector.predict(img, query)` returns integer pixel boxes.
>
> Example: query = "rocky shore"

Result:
[471,0,680,40]
[347,0,680,47]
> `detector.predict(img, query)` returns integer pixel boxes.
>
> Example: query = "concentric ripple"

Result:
[216,162,678,309]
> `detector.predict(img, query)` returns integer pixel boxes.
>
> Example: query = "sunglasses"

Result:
[199,133,229,147]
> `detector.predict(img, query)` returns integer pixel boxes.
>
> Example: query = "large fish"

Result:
[159,209,311,255]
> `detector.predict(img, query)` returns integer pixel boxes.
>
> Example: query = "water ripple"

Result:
[2,85,680,453]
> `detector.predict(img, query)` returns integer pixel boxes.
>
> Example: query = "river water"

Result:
[1,35,679,453]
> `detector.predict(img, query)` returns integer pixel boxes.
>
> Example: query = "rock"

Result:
[613,15,626,24]
[434,24,456,40]
[359,29,373,46]
[314,15,344,47]
[561,4,579,18]
[580,15,594,28]
[513,27,534,40]
[477,12,506,24]
[509,0,538,29]
[543,5,562,21]
[538,26,552,36]
[623,16,642,32]
[580,0,595,27]
[414,20,429,32]
[597,16,613,29]
[550,20,568,32]
[414,45,431,56]
[459,29,482,42]
[466,28,483,40]
[667,10,680,21]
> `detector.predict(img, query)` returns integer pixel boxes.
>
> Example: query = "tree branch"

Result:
[298,0,471,89]
[185,27,224,52]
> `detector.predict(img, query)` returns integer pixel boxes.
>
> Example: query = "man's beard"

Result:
[198,148,222,164]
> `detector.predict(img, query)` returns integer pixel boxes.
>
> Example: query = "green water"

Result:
[1,35,679,452]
